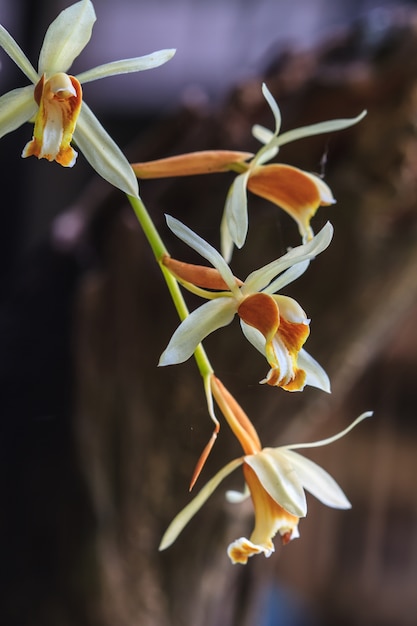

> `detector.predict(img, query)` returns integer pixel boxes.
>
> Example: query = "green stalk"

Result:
[127,194,213,380]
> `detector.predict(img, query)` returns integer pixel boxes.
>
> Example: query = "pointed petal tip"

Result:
[158,352,174,367]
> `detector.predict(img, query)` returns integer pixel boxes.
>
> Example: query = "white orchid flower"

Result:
[0,0,175,196]
[159,215,333,392]
[160,374,372,564]
[221,83,366,260]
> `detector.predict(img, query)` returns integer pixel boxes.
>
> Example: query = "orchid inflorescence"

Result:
[0,0,371,565]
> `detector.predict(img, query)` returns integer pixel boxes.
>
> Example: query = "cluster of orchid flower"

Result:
[0,0,371,565]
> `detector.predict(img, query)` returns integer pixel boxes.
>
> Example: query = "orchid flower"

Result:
[0,0,175,196]
[160,375,373,564]
[159,215,333,392]
[220,84,366,259]
[132,84,365,260]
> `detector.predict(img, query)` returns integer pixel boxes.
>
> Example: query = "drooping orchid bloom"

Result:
[159,215,332,392]
[221,84,365,259]
[160,374,372,564]
[132,84,365,260]
[0,0,175,196]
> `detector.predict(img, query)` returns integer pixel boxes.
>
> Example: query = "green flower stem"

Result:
[127,194,213,380]
[228,161,250,174]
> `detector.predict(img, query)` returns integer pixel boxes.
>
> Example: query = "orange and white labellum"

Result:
[22,72,82,167]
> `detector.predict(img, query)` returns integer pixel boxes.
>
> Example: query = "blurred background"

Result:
[1,1,417,625]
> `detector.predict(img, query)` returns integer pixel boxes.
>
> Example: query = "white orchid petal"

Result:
[261,83,281,136]
[38,0,96,74]
[258,260,310,296]
[158,298,236,366]
[305,172,335,205]
[240,321,265,356]
[245,450,307,517]
[244,222,333,293]
[272,295,308,324]
[298,349,331,393]
[224,171,250,249]
[226,484,250,503]
[279,449,351,509]
[73,102,139,197]
[0,25,38,83]
[252,123,275,145]
[220,210,235,264]
[0,86,37,139]
[159,457,243,550]
[165,215,237,291]
[255,144,279,166]
[76,49,176,83]
[271,110,367,150]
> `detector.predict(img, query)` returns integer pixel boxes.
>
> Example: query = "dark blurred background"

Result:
[2,2,417,626]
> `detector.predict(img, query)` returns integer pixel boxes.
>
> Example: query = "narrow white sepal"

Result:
[74,102,139,197]
[261,83,281,136]
[165,215,237,291]
[252,123,274,145]
[272,110,367,150]
[244,222,333,293]
[224,171,250,249]
[159,458,243,550]
[76,49,176,84]
[0,86,37,139]
[0,25,38,83]
[256,260,310,296]
[220,210,235,264]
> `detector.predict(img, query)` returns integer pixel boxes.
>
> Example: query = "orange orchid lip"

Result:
[247,163,335,240]
[237,292,280,339]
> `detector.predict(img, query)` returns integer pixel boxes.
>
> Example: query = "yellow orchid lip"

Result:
[22,72,82,167]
